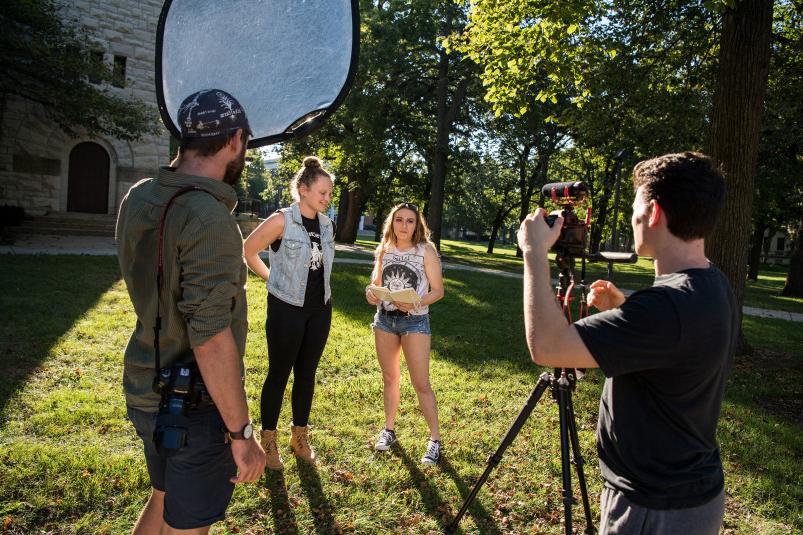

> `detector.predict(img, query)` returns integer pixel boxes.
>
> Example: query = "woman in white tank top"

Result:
[364,203,445,465]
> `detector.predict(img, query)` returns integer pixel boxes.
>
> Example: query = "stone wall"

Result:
[0,0,170,216]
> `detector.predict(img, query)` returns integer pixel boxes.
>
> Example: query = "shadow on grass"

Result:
[0,255,120,415]
[296,459,341,535]
[391,442,483,534]
[439,457,503,535]
[719,347,803,528]
[263,469,299,534]
[391,443,451,531]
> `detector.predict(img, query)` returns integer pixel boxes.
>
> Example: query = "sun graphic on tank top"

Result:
[309,242,323,271]
[384,268,414,291]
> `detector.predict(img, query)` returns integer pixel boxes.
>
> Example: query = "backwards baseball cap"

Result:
[177,89,252,139]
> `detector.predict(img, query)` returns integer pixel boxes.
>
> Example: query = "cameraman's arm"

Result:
[519,209,599,369]
[194,328,265,483]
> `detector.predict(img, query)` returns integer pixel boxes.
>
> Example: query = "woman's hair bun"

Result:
[303,156,321,169]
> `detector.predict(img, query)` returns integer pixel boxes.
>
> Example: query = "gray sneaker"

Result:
[421,439,441,465]
[375,428,397,451]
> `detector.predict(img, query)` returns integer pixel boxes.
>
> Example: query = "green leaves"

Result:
[0,0,159,141]
[453,0,599,116]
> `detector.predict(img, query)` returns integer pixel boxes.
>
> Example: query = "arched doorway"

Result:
[67,142,110,213]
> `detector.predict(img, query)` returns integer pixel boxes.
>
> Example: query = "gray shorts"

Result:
[600,486,725,535]
[127,405,237,529]
[372,311,431,336]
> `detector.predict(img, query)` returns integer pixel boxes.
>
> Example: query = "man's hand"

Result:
[229,436,266,484]
[518,208,563,256]
[587,280,626,311]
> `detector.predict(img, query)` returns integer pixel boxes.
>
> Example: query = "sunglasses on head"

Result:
[398,202,418,212]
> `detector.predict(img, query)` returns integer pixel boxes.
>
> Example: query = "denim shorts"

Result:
[372,311,431,336]
[127,405,236,529]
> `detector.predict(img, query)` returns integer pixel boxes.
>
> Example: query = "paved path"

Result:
[3,234,801,322]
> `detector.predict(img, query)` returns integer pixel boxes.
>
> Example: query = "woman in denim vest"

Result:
[243,156,335,470]
[365,203,445,465]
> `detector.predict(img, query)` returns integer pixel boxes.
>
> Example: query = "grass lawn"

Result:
[354,238,803,314]
[0,255,801,534]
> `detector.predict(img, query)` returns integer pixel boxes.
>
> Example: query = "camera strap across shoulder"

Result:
[153,186,213,384]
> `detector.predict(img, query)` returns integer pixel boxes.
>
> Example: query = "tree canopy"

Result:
[266,0,803,304]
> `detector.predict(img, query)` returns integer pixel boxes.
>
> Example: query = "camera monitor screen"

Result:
[156,0,359,148]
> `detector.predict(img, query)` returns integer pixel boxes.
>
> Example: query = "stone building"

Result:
[0,0,169,217]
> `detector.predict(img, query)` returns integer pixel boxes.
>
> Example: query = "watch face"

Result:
[243,423,253,440]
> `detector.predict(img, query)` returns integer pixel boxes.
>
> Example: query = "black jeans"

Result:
[261,293,332,430]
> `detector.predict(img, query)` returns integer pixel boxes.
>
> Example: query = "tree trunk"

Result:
[374,205,386,243]
[781,216,803,297]
[747,220,766,281]
[428,41,449,248]
[488,211,503,254]
[335,186,365,244]
[487,204,515,254]
[516,152,550,257]
[590,162,614,253]
[514,148,533,258]
[705,0,773,355]
[334,184,351,242]
[426,6,469,250]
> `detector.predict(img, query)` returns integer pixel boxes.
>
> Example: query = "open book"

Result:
[367,284,421,304]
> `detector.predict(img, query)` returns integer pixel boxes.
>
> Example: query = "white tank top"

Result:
[379,243,429,315]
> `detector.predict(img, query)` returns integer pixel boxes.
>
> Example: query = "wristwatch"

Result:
[224,421,253,443]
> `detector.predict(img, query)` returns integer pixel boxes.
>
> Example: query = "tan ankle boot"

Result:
[290,424,316,463]
[260,429,284,471]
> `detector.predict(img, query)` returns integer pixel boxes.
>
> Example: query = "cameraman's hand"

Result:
[229,436,266,484]
[587,280,626,311]
[518,208,562,255]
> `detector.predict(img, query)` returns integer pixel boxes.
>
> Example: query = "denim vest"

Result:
[267,203,334,306]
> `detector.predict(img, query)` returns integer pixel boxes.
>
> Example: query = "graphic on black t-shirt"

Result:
[308,230,323,271]
[382,264,419,292]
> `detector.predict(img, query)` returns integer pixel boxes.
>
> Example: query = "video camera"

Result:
[542,181,589,257]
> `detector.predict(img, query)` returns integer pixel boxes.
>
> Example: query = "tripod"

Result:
[450,254,595,535]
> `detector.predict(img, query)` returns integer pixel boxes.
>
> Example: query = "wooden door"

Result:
[67,142,109,213]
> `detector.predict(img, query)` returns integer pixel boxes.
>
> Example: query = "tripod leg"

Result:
[449,373,552,532]
[556,374,574,535]
[566,390,596,534]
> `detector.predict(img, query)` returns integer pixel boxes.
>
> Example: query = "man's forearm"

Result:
[523,250,568,363]
[194,327,250,432]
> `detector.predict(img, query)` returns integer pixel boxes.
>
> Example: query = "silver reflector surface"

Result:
[157,0,358,147]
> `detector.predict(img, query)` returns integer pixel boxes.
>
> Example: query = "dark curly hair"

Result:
[632,152,725,240]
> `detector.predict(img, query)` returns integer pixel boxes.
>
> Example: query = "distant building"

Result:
[264,156,279,172]
[763,230,793,266]
[0,0,169,216]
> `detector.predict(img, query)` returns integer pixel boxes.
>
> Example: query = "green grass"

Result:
[0,255,801,534]
[354,238,803,314]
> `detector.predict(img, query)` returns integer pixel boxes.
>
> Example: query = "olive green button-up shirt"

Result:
[116,166,248,411]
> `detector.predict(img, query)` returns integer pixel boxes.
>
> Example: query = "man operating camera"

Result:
[518,152,738,534]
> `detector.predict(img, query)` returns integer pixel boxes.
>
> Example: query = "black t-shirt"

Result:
[574,266,738,509]
[270,213,327,308]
